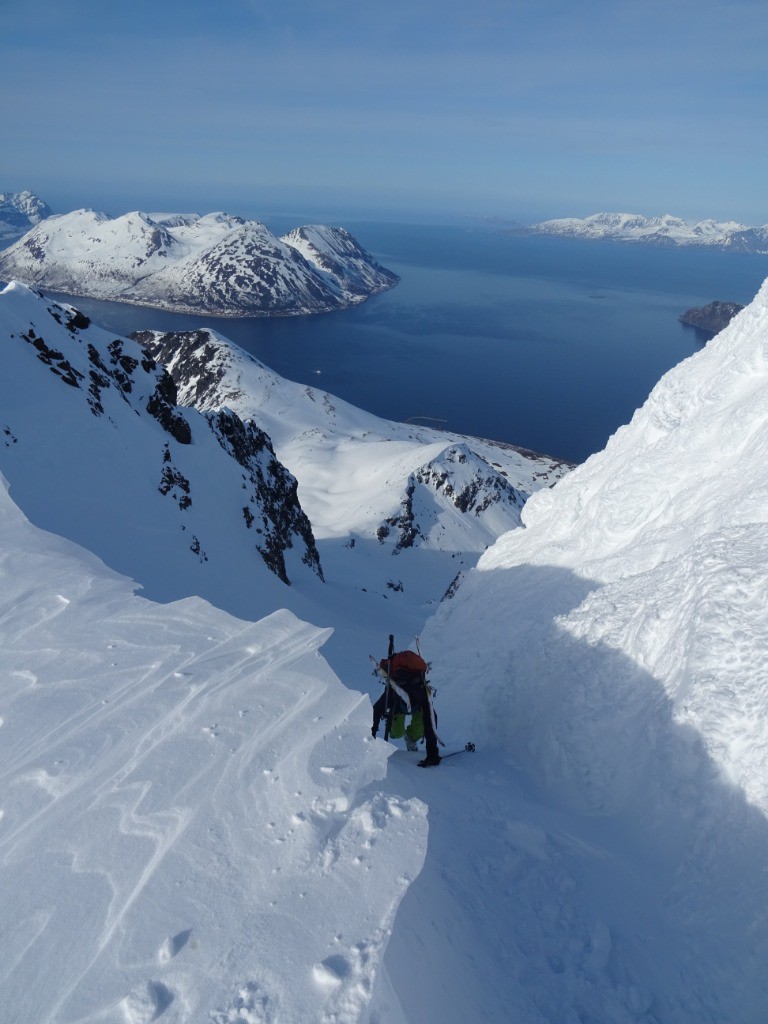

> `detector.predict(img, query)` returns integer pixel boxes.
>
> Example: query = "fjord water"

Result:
[55,222,768,463]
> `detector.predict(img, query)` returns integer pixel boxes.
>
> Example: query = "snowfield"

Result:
[3,266,768,1021]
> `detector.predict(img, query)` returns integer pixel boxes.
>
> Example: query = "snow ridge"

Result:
[0,282,322,607]
[421,275,768,1019]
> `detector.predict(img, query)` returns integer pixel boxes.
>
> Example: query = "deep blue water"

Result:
[51,222,768,463]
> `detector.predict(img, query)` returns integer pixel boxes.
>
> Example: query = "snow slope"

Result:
[419,281,768,1019]
[0,472,426,1023]
[0,210,398,316]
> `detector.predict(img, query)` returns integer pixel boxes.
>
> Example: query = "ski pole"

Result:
[382,633,395,742]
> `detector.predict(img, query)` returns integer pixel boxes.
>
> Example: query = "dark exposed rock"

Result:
[66,308,90,332]
[19,328,84,388]
[442,570,465,601]
[146,370,192,444]
[384,481,421,552]
[381,444,527,553]
[679,300,745,336]
[4,287,323,593]
[206,408,323,584]
[133,330,229,408]
[158,446,192,511]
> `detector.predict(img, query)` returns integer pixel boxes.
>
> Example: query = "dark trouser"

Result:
[400,679,439,760]
[372,681,439,759]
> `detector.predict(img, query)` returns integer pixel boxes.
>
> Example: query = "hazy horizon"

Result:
[3,0,767,227]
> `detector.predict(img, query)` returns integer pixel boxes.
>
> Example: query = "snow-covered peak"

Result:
[528,210,764,250]
[0,189,53,244]
[376,442,526,555]
[281,224,399,298]
[0,207,181,286]
[0,209,399,316]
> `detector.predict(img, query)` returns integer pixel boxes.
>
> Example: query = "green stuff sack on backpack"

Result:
[389,713,407,739]
[406,708,425,742]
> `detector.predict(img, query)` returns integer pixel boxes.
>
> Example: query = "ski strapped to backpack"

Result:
[382,634,395,742]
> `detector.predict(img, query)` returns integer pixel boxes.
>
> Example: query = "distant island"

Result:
[679,300,745,335]
[522,212,768,254]
[0,192,398,317]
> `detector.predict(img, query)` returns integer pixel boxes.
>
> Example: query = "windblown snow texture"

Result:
[0,473,426,1024]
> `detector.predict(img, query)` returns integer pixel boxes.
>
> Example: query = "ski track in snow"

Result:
[0,480,427,1024]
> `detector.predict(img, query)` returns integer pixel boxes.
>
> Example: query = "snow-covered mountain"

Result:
[0,189,52,245]
[422,281,768,1019]
[5,258,768,1021]
[527,210,768,251]
[0,282,322,611]
[133,326,568,616]
[0,210,399,316]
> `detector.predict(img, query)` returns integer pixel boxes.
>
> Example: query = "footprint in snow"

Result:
[312,955,351,988]
[210,981,274,1023]
[120,981,174,1023]
[158,929,192,963]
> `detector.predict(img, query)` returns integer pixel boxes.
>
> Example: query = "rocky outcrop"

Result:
[679,301,745,335]
[378,444,527,554]
[206,408,322,584]
[1,283,323,591]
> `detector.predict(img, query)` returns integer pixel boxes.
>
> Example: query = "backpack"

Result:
[381,650,428,682]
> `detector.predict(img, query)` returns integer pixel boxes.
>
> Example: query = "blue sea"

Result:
[53,222,768,464]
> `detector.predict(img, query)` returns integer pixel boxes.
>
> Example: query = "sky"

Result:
[2,0,768,224]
